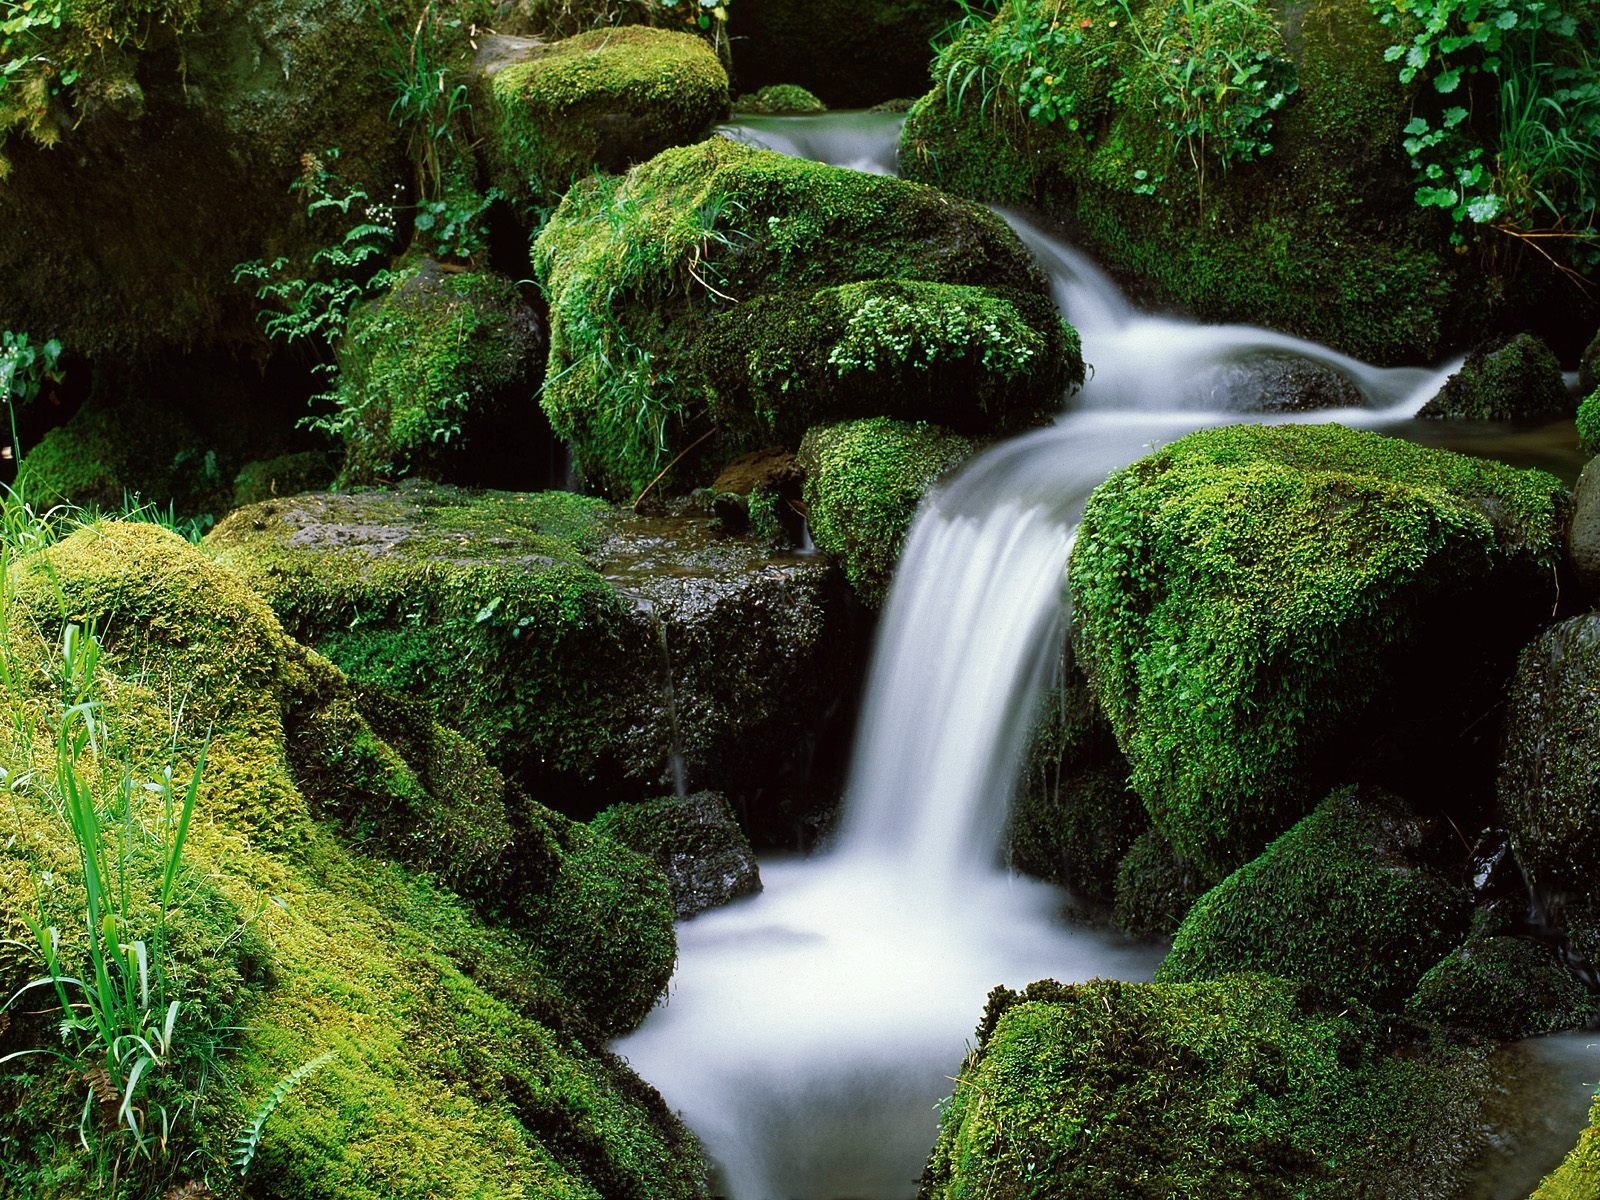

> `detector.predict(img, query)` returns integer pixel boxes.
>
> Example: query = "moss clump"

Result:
[0,521,698,1197]
[732,84,827,114]
[1157,787,1474,1009]
[1416,332,1572,421]
[592,791,761,918]
[484,26,728,208]
[796,417,975,607]
[332,261,546,486]
[534,136,1076,498]
[1531,1090,1600,1200]
[1069,423,1567,880]
[1581,328,1599,395]
[232,450,338,506]
[1577,387,1600,458]
[1112,829,1205,938]
[901,0,1481,364]
[1404,936,1596,1039]
[921,975,1492,1200]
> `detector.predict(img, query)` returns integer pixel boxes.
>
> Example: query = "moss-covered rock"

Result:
[1404,936,1596,1040]
[1577,386,1600,458]
[899,0,1571,364]
[592,791,761,918]
[1581,328,1600,396]
[1157,786,1474,1010]
[205,484,860,819]
[1069,423,1568,880]
[707,446,805,546]
[0,0,429,360]
[331,260,547,486]
[1111,828,1205,938]
[0,521,702,1197]
[533,137,1080,498]
[729,0,956,107]
[478,27,728,209]
[1530,1090,1600,1200]
[920,975,1493,1200]
[732,83,828,114]
[232,449,338,507]
[797,417,975,608]
[1416,332,1572,421]
[1566,457,1600,604]
[1498,614,1600,906]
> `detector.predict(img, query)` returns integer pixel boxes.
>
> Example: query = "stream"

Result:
[613,112,1598,1200]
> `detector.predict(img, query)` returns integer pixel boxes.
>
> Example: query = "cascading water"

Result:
[615,114,1589,1199]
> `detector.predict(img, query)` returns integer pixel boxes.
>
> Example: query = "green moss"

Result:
[591,791,759,918]
[731,84,827,114]
[1405,936,1596,1039]
[485,26,728,208]
[1416,333,1572,421]
[0,521,699,1198]
[921,974,1493,1200]
[232,450,338,506]
[332,262,544,485]
[1531,1091,1600,1200]
[1578,387,1600,458]
[1157,786,1473,1009]
[1581,328,1599,395]
[901,0,1474,364]
[795,418,974,608]
[1069,423,1568,879]
[533,136,1071,498]
[1112,828,1205,938]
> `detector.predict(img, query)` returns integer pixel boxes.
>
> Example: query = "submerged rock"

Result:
[1157,786,1474,1010]
[206,484,860,821]
[798,418,976,608]
[534,137,1080,498]
[477,27,729,209]
[921,975,1493,1200]
[593,791,761,918]
[1070,423,1568,880]
[1405,936,1596,1039]
[0,522,699,1197]
[1416,332,1572,421]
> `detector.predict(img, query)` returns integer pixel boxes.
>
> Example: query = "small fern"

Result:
[232,1051,335,1177]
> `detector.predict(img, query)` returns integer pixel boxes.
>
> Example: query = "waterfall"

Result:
[615,115,1460,1200]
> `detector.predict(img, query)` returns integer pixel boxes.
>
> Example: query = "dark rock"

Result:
[1205,352,1365,413]
[592,791,761,918]
[1581,327,1599,395]
[708,446,804,543]
[1417,332,1572,421]
[1568,457,1600,602]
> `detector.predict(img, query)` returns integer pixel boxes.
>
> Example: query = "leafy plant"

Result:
[232,1050,335,1178]
[0,328,61,458]
[375,0,472,203]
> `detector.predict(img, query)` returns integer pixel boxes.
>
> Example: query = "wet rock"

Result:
[1417,332,1572,421]
[592,791,761,918]
[1405,936,1596,1039]
[708,446,804,544]
[207,484,861,822]
[1567,457,1600,602]
[1158,785,1475,1010]
[1204,352,1364,412]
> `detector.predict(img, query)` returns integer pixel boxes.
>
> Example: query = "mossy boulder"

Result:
[728,0,956,107]
[797,417,976,608]
[592,791,761,918]
[1498,614,1600,905]
[1157,786,1474,1010]
[1416,332,1572,421]
[1404,936,1596,1040]
[232,449,338,507]
[1566,457,1600,604]
[0,0,426,360]
[1578,387,1600,458]
[206,484,859,818]
[899,0,1583,363]
[1112,828,1206,938]
[920,975,1493,1200]
[1009,643,1145,907]
[1069,423,1568,881]
[1530,1090,1600,1200]
[0,522,702,1197]
[1581,328,1600,395]
[478,27,729,209]
[732,83,828,114]
[332,260,548,487]
[533,136,1080,499]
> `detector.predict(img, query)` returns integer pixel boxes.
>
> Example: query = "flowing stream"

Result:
[615,112,1596,1200]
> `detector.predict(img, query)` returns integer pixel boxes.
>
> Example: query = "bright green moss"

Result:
[0,521,699,1198]
[731,84,827,114]
[796,417,974,608]
[1577,387,1600,458]
[901,0,1471,364]
[1531,1091,1600,1200]
[486,26,728,207]
[1157,787,1474,1010]
[1069,423,1567,879]
[1404,936,1597,1039]
[922,974,1493,1200]
[333,263,544,486]
[533,136,1070,498]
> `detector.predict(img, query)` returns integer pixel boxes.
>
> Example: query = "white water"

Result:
[617,118,1461,1199]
